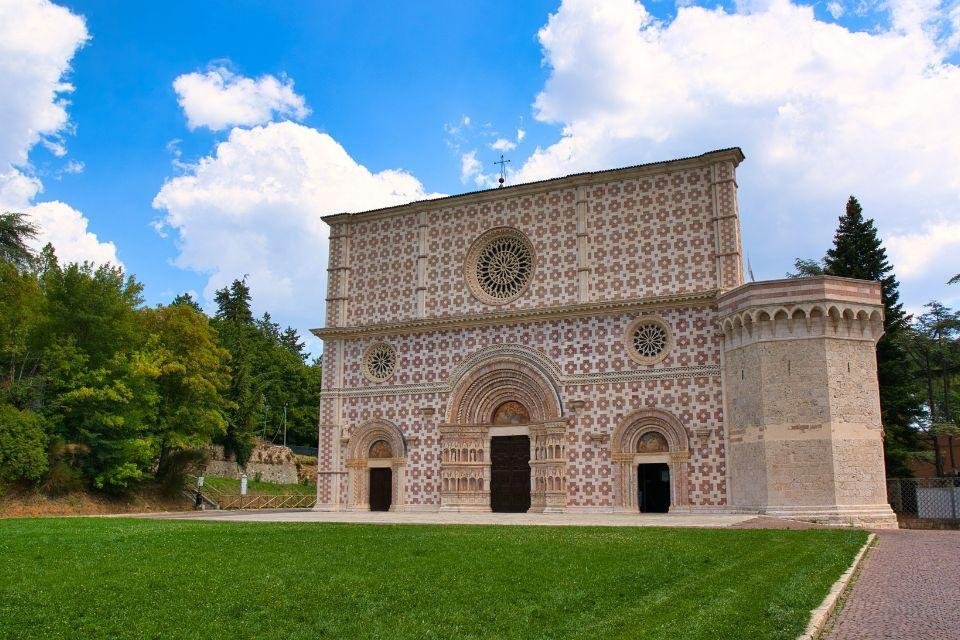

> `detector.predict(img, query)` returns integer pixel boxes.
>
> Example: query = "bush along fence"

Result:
[887,478,960,528]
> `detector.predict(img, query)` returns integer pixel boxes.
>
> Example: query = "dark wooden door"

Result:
[369,468,392,511]
[490,436,531,513]
[637,463,670,513]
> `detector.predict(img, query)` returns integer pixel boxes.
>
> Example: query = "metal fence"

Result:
[888,477,960,522]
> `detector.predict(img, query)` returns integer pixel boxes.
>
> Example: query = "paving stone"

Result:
[824,530,960,640]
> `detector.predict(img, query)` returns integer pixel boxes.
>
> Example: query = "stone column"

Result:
[719,276,898,528]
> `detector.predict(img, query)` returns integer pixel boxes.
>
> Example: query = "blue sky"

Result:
[3,0,959,353]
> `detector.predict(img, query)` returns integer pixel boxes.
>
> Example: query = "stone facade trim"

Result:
[322,147,745,226]
[312,290,718,339]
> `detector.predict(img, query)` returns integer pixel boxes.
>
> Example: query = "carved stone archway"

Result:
[344,419,406,511]
[611,409,690,512]
[440,347,568,513]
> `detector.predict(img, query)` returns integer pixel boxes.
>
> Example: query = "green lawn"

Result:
[199,476,315,496]
[0,519,867,640]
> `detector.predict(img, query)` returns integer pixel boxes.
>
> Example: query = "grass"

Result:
[0,518,868,640]
[199,476,315,496]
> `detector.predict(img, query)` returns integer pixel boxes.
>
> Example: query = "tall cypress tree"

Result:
[212,279,259,464]
[822,196,922,475]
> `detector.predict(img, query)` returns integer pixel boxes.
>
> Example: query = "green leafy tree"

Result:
[142,303,231,467]
[0,261,44,409]
[790,196,923,475]
[38,259,159,491]
[0,212,37,271]
[0,405,48,486]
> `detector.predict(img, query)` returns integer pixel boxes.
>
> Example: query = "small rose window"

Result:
[625,316,673,365]
[362,342,397,383]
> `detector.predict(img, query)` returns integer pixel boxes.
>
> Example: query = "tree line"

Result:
[790,197,960,477]
[0,212,321,495]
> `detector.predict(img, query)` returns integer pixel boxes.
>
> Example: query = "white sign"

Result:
[240,473,248,496]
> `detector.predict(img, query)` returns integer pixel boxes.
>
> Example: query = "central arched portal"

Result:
[440,349,567,513]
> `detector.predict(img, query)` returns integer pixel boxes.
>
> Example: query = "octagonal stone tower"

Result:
[719,276,898,528]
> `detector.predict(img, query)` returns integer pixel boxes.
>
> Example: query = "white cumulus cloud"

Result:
[173,65,311,131]
[0,0,120,267]
[518,0,960,303]
[886,219,960,280]
[491,138,517,152]
[153,121,441,336]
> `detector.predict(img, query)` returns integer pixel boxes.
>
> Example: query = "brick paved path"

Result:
[823,530,960,640]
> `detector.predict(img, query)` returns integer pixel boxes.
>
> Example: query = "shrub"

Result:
[0,405,48,485]
[156,448,208,497]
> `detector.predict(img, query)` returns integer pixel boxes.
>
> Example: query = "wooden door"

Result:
[369,467,392,511]
[490,436,531,513]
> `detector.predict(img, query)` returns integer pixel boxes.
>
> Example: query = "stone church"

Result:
[313,147,898,528]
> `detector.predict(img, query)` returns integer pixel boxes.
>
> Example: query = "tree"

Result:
[907,303,960,475]
[170,292,202,312]
[215,278,253,324]
[786,258,825,278]
[142,303,231,468]
[38,259,159,491]
[0,405,48,486]
[0,212,37,270]
[279,327,307,361]
[791,196,923,475]
[0,261,44,409]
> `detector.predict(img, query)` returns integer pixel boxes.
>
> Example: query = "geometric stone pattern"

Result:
[315,148,894,526]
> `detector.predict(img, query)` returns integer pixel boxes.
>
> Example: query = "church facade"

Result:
[313,147,898,527]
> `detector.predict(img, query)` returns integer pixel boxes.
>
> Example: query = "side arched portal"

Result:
[612,409,691,512]
[345,419,406,511]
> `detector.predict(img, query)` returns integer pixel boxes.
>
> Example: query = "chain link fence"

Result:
[888,477,960,527]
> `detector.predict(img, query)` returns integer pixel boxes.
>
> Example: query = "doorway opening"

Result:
[637,463,670,513]
[369,467,392,511]
[490,435,531,512]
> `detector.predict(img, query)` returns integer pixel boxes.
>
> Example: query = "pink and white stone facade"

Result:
[313,147,896,527]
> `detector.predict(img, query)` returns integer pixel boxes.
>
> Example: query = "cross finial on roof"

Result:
[494,153,511,188]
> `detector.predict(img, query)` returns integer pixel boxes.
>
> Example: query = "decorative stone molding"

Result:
[611,408,691,512]
[464,227,536,306]
[718,276,885,350]
[344,419,407,511]
[321,147,744,226]
[624,315,674,365]
[328,341,720,399]
[530,420,568,513]
[445,347,564,426]
[312,290,718,340]
[438,424,491,512]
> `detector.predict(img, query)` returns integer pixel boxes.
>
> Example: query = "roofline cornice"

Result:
[311,289,720,340]
[321,147,745,226]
